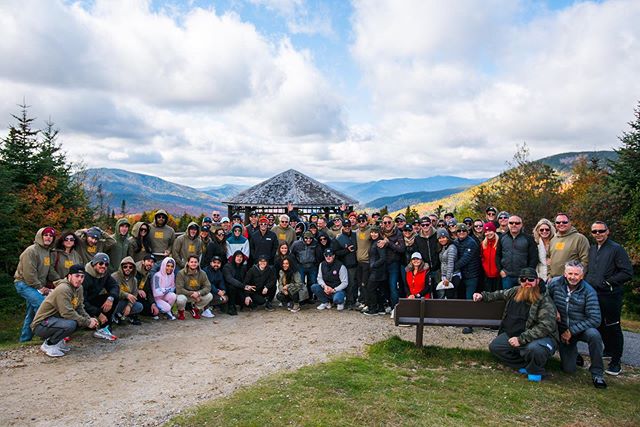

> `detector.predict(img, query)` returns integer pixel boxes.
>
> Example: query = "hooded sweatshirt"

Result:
[128,222,151,262]
[226,225,250,261]
[172,222,202,268]
[82,261,119,316]
[31,279,92,330]
[109,217,131,273]
[548,227,590,277]
[51,247,83,281]
[176,266,211,296]
[14,228,56,289]
[148,209,176,255]
[75,228,116,264]
[111,256,138,300]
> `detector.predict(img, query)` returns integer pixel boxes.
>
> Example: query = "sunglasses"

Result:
[97,261,109,267]
[473,225,483,228]
[319,237,327,240]
[486,212,496,216]
[382,221,392,224]
[304,237,312,240]
[539,228,550,232]
[508,221,521,225]
[555,220,569,224]
[519,277,537,283]
[591,229,607,234]
[64,237,76,241]
[456,230,467,233]
[358,219,367,223]
[140,228,148,233]
[498,216,509,220]
[280,220,289,223]
[122,265,134,269]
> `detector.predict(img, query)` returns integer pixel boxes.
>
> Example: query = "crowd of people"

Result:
[14,206,634,388]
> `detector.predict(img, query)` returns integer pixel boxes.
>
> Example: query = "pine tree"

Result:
[0,101,39,189]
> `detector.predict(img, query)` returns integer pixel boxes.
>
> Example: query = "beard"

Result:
[514,285,541,304]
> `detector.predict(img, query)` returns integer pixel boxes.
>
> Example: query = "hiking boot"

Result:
[462,327,474,334]
[576,354,585,367]
[40,341,65,357]
[605,362,622,376]
[592,375,607,389]
[190,307,201,319]
[177,310,186,320]
[336,304,345,311]
[56,339,71,352]
[265,302,275,312]
[128,315,142,325]
[290,303,301,313]
[201,308,215,318]
[316,303,330,310]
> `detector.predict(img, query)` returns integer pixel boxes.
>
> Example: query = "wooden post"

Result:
[416,298,425,347]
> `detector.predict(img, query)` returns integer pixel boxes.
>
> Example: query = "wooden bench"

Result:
[394,298,506,347]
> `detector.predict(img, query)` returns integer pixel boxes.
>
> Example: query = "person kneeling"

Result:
[311,249,348,311]
[276,256,308,312]
[175,256,214,320]
[473,267,558,382]
[112,256,144,325]
[31,264,99,357]
[243,255,277,311]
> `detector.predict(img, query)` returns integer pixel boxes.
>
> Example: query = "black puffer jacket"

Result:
[454,236,481,279]
[495,232,537,277]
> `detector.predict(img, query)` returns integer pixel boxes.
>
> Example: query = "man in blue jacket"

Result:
[548,260,606,388]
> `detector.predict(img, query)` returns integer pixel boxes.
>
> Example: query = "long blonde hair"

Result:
[533,218,556,243]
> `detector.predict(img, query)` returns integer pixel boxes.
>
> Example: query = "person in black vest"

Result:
[311,248,348,311]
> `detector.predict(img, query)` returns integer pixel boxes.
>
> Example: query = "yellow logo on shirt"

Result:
[71,296,79,309]
[189,278,198,289]
[87,246,97,254]
[155,231,164,239]
[64,260,74,268]
[279,233,286,241]
[555,242,565,250]
[44,257,50,266]
[120,283,129,293]
[188,244,195,253]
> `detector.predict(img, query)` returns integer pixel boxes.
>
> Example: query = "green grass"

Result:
[168,337,640,427]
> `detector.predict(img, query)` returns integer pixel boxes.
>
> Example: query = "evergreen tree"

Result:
[0,102,39,189]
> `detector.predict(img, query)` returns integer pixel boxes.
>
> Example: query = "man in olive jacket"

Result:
[473,267,558,382]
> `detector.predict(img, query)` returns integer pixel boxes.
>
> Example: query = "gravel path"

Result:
[1,307,637,427]
[577,330,640,367]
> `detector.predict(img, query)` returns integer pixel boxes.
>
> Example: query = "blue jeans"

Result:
[387,261,401,307]
[462,277,478,300]
[14,281,45,342]
[299,265,318,290]
[502,276,519,290]
[115,300,144,317]
[310,284,345,305]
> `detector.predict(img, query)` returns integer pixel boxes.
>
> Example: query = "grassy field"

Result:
[168,336,640,427]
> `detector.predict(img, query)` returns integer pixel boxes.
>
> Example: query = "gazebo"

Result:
[223,169,358,221]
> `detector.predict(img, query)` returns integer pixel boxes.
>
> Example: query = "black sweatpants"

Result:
[598,292,624,364]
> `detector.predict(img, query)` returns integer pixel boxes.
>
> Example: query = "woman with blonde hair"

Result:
[533,218,556,281]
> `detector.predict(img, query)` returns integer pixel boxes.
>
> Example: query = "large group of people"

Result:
[14,206,634,388]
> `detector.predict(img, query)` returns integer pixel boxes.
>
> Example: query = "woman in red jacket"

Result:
[481,222,500,292]
[404,252,431,299]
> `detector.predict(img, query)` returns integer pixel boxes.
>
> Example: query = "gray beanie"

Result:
[91,252,110,265]
[436,229,450,239]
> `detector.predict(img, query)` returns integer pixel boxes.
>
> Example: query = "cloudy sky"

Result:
[1,0,639,187]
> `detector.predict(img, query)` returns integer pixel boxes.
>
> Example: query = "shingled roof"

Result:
[224,169,358,207]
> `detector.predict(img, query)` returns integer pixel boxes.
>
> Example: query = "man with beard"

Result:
[333,220,358,309]
[108,218,131,273]
[202,255,229,317]
[243,254,277,310]
[249,216,278,266]
[473,267,558,382]
[175,255,214,320]
[111,256,143,325]
[75,226,116,264]
[135,254,160,318]
[148,209,176,261]
[172,222,201,269]
[83,253,119,341]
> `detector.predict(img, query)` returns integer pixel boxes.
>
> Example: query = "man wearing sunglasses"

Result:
[473,267,558,382]
[83,253,119,341]
[547,261,606,388]
[548,213,590,278]
[585,221,633,376]
[496,215,538,290]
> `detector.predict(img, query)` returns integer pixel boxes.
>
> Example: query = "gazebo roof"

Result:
[224,169,358,207]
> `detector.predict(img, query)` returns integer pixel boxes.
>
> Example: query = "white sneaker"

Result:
[389,308,395,319]
[201,308,215,318]
[56,339,71,352]
[317,303,329,310]
[152,315,160,320]
[41,341,64,357]
[385,306,392,314]
[337,304,345,311]
[93,326,117,341]
[165,312,176,321]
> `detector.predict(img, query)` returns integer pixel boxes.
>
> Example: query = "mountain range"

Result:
[81,150,616,216]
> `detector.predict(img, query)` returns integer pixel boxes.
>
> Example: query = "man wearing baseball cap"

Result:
[32,264,99,357]
[250,216,278,265]
[311,248,348,311]
[473,267,558,382]
[83,253,119,341]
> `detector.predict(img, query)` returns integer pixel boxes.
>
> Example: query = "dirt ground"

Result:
[0,307,496,427]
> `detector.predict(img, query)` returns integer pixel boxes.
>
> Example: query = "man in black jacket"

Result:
[250,217,278,265]
[496,215,538,290]
[83,253,119,341]
[333,221,358,309]
[243,255,277,310]
[585,221,633,376]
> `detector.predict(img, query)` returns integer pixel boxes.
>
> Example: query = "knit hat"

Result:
[483,222,496,232]
[91,252,110,265]
[86,227,101,239]
[68,264,85,275]
[303,231,313,239]
[202,216,213,223]
[447,219,458,226]
[42,227,56,236]
[436,229,449,239]
[457,224,469,232]
[402,224,414,232]
[498,211,510,219]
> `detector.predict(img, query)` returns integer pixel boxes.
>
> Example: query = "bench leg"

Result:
[416,323,424,347]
